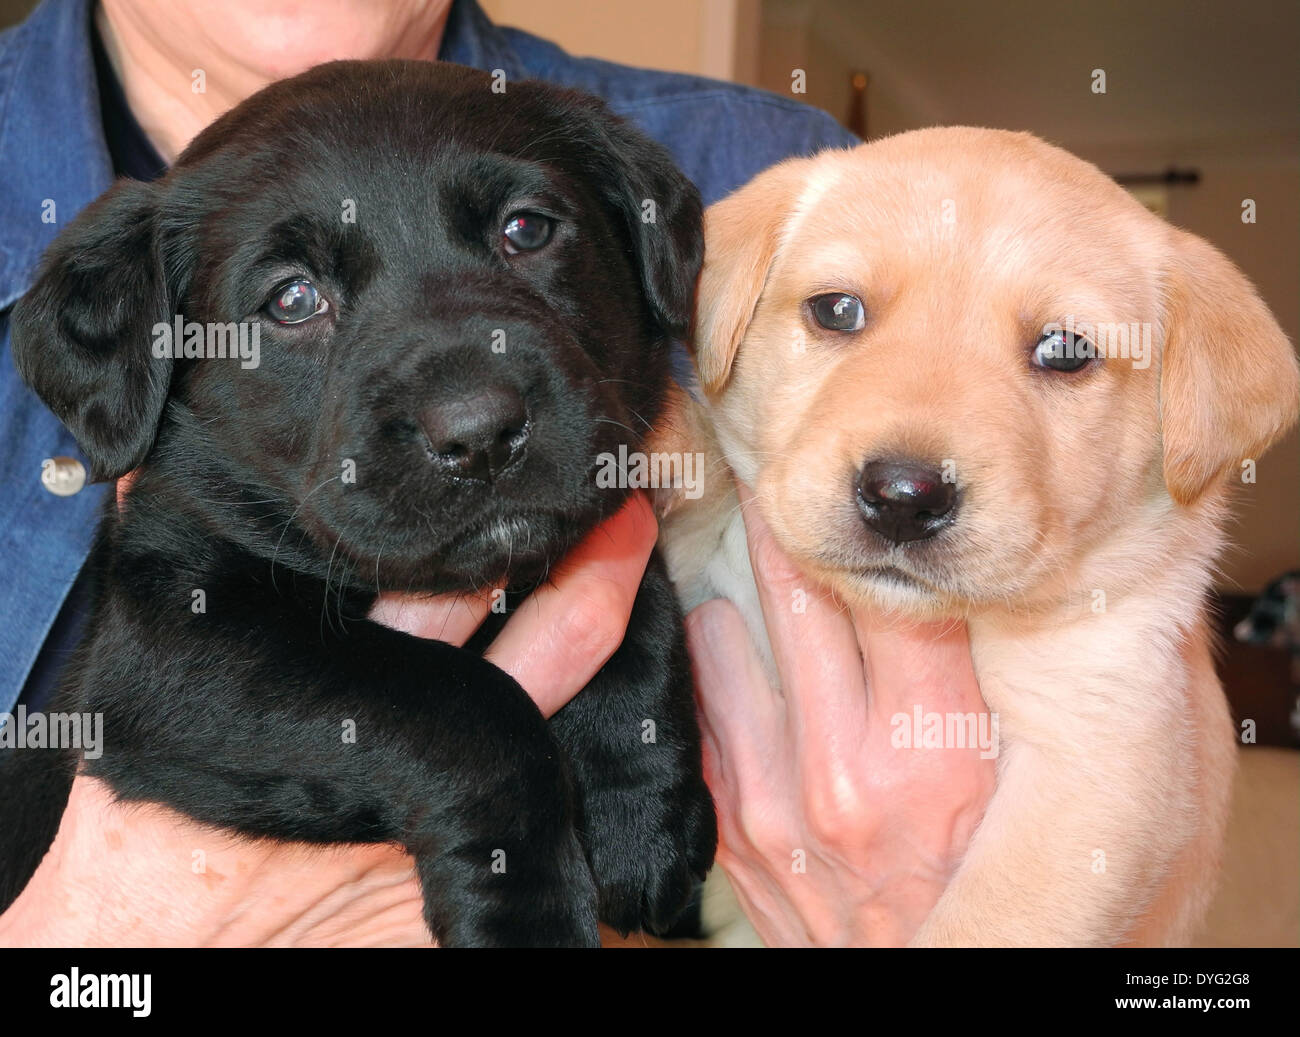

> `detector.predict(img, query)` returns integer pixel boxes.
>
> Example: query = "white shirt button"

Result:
[41,456,87,497]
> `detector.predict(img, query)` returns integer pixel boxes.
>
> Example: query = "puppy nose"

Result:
[857,459,956,543]
[418,386,529,482]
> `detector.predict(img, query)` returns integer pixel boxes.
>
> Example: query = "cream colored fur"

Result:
[660,128,1299,946]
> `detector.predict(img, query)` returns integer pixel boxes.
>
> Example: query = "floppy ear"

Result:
[1159,228,1300,505]
[692,157,809,396]
[12,179,172,482]
[583,111,704,341]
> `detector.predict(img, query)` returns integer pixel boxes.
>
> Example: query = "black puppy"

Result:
[1,60,715,947]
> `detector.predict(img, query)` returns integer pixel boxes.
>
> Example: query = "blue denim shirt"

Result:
[0,0,855,712]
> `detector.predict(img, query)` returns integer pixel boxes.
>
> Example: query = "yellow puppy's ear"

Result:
[1160,229,1299,505]
[692,158,813,396]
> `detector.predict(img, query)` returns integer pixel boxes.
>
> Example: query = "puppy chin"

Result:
[839,567,960,619]
[317,508,576,594]
[372,542,551,596]
[841,553,1084,620]
[449,517,558,578]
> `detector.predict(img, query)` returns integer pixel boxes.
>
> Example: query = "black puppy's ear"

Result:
[584,111,704,340]
[12,179,172,482]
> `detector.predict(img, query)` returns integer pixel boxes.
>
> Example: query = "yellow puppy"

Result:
[662,128,1299,946]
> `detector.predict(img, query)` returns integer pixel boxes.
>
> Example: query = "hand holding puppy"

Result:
[688,486,994,947]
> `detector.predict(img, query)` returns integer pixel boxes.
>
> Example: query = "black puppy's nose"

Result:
[419,386,529,482]
[857,459,956,544]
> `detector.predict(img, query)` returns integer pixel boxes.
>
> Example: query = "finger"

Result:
[485,493,657,718]
[116,470,137,510]
[689,609,808,938]
[685,598,780,795]
[852,609,986,718]
[735,482,868,747]
[368,591,492,647]
[714,837,819,948]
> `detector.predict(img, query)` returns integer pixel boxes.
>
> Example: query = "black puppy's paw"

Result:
[588,774,717,936]
[493,831,603,949]
[421,826,602,948]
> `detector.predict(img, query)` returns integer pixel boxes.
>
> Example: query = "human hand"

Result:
[686,485,995,946]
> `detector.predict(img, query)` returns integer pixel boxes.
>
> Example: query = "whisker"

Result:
[271,474,342,593]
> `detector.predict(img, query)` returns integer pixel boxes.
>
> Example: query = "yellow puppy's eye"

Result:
[1034,329,1095,372]
[810,293,865,331]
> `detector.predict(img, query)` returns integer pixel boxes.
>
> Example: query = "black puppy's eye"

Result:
[502,213,553,254]
[810,293,865,332]
[265,280,328,324]
[1033,328,1094,372]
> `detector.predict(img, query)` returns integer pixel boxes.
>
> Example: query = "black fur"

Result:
[0,60,714,946]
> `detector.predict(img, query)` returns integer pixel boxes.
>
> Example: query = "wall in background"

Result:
[0,0,35,29]
[1164,160,1299,589]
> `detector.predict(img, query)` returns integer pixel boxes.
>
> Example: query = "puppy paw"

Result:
[587,775,717,936]
[465,894,602,949]
[420,828,602,948]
